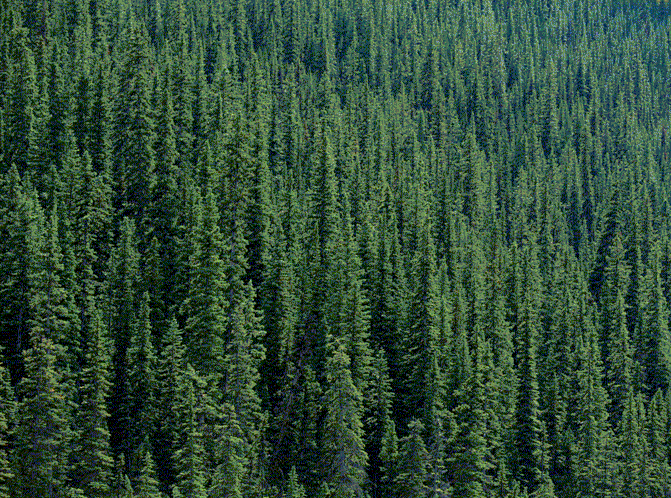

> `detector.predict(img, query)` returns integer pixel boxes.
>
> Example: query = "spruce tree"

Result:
[447,333,492,498]
[127,291,158,472]
[13,332,71,497]
[639,239,671,395]
[617,388,645,498]
[514,237,543,494]
[322,339,367,498]
[210,402,245,498]
[182,144,228,378]
[70,304,114,498]
[113,19,156,224]
[394,419,429,498]
[135,446,162,498]
[645,389,669,497]
[286,466,306,498]
[602,231,633,425]
[223,282,266,494]
[109,217,140,467]
[173,364,207,498]
[400,198,442,429]
[573,323,613,498]
[155,317,185,492]
[0,350,14,498]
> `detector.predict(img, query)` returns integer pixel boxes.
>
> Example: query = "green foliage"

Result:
[322,339,367,498]
[2,0,671,496]
[13,333,71,497]
[70,304,114,498]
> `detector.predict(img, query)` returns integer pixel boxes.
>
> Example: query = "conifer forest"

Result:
[4,0,671,494]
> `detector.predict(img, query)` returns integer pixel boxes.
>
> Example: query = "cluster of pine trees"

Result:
[1,0,671,495]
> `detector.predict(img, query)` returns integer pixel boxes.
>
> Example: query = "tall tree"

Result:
[0,349,14,498]
[113,19,156,224]
[69,304,114,498]
[13,332,71,497]
[322,339,368,498]
[514,237,543,494]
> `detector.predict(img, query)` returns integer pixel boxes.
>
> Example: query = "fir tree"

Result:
[514,237,543,494]
[113,19,156,224]
[394,419,429,498]
[173,364,207,498]
[127,291,158,471]
[322,339,368,498]
[70,304,114,498]
[0,350,14,498]
[13,333,71,497]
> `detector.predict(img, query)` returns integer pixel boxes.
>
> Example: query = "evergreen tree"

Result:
[134,446,161,498]
[155,317,185,492]
[514,238,543,494]
[447,333,493,498]
[127,291,158,472]
[286,466,306,498]
[645,389,669,498]
[113,19,156,224]
[617,388,645,498]
[0,350,14,498]
[70,304,114,498]
[181,145,228,376]
[639,239,671,395]
[573,322,613,498]
[394,419,429,498]
[400,198,442,428]
[602,231,633,425]
[13,333,71,497]
[173,364,207,498]
[223,281,266,494]
[109,217,140,467]
[322,339,368,498]
[210,402,245,498]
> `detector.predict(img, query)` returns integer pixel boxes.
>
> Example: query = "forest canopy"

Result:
[1,0,671,495]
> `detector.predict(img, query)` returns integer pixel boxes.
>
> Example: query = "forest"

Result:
[1,0,671,495]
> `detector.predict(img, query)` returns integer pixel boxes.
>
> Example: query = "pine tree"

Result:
[135,446,161,498]
[70,304,114,498]
[286,466,306,498]
[109,217,140,466]
[147,69,181,333]
[639,239,671,395]
[447,333,492,498]
[645,389,669,497]
[0,167,33,383]
[602,231,633,425]
[394,419,429,498]
[573,322,613,498]
[514,237,543,494]
[246,55,273,298]
[322,339,368,498]
[210,402,245,498]
[617,388,645,498]
[173,364,207,498]
[181,145,228,376]
[0,349,14,498]
[113,19,156,224]
[128,291,158,471]
[155,317,185,492]
[223,281,266,494]
[400,198,442,428]
[3,22,36,175]
[13,332,71,497]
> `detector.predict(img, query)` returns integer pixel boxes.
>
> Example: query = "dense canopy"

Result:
[1,0,671,495]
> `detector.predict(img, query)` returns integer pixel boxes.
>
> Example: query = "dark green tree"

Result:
[322,339,368,498]
[70,304,114,498]
[13,333,71,497]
